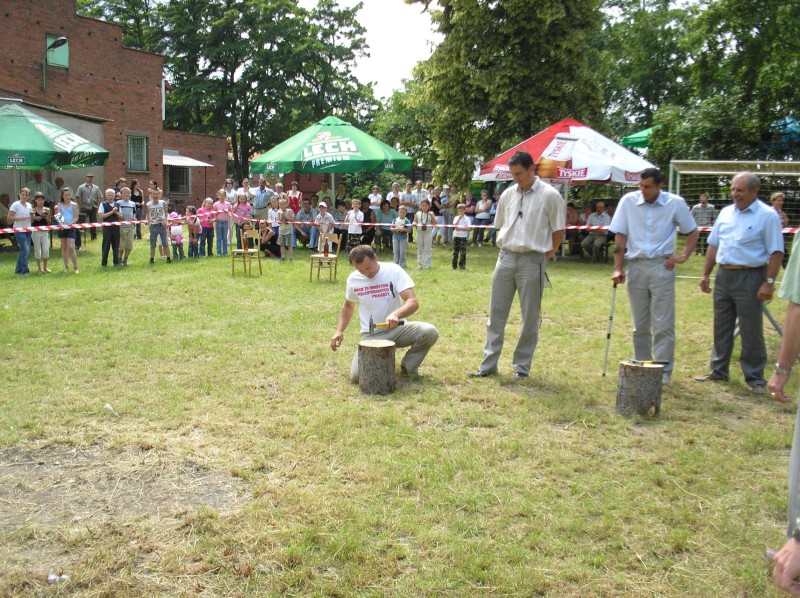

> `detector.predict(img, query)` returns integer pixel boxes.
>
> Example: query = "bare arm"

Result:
[699,245,718,293]
[768,301,800,404]
[666,228,699,269]
[331,299,356,351]
[758,251,784,302]
[612,233,627,284]
[547,230,563,261]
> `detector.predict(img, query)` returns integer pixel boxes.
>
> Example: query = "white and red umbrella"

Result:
[478,118,653,185]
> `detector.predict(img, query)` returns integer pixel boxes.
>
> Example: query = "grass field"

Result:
[0,234,796,596]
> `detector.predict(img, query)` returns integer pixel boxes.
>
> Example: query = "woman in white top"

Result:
[414,198,435,269]
[472,191,492,246]
[368,185,382,212]
[8,188,32,275]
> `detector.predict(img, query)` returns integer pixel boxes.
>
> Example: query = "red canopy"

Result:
[478,118,654,185]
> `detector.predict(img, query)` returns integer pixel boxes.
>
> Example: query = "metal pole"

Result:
[602,282,618,377]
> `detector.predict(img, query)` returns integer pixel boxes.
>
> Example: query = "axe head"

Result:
[368,315,375,335]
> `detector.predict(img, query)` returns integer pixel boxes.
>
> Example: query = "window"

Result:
[46,35,69,68]
[168,166,191,195]
[127,136,148,172]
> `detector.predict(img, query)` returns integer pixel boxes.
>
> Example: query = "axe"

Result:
[368,315,406,335]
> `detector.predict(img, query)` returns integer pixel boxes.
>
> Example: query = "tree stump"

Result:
[615,360,663,417]
[358,339,396,395]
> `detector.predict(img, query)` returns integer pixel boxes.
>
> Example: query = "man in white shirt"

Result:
[581,201,612,261]
[26,171,56,206]
[610,168,698,384]
[331,245,439,381]
[469,151,565,381]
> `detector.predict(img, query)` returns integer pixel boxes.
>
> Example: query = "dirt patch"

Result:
[0,442,245,530]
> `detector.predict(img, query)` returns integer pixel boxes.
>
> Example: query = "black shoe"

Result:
[468,369,496,378]
[514,372,529,381]
[693,374,726,382]
[166,258,172,263]
[149,258,154,264]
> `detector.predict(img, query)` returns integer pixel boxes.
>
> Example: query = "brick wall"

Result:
[0,0,225,189]
[162,130,228,207]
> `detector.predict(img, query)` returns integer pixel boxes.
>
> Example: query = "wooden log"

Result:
[358,339,396,395]
[615,360,663,417]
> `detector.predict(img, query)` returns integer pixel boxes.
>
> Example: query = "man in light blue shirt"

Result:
[610,168,698,384]
[695,172,784,393]
[253,178,274,225]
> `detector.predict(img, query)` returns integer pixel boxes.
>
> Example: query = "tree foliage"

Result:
[405,0,605,186]
[79,0,376,180]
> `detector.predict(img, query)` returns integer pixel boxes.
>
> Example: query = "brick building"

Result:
[0,0,227,207]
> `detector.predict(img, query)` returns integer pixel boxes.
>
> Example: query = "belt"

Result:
[720,264,761,270]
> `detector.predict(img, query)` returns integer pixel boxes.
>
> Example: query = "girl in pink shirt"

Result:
[196,197,215,257]
[213,189,232,257]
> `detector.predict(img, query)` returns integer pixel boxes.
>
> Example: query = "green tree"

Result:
[648,0,800,165]
[407,0,605,186]
[156,0,375,180]
[77,0,161,50]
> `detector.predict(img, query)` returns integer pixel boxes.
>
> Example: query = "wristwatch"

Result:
[775,363,793,376]
[766,277,775,285]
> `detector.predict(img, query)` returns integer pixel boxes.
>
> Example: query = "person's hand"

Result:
[384,314,399,330]
[330,332,343,352]
[665,253,688,269]
[699,275,712,294]
[758,282,775,302]
[611,269,625,284]
[773,538,800,594]
[769,372,793,404]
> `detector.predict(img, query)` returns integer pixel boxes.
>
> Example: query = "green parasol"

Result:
[0,103,109,170]
[250,116,412,175]
[620,127,653,149]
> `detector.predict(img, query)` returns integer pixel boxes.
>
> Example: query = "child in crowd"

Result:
[146,188,170,264]
[345,198,364,251]
[169,211,185,260]
[268,195,281,239]
[258,220,281,258]
[390,205,411,268]
[232,191,253,249]
[452,203,470,270]
[333,200,349,252]
[314,202,336,252]
[213,189,232,257]
[196,197,215,257]
[277,197,295,261]
[186,205,200,258]
[414,198,434,269]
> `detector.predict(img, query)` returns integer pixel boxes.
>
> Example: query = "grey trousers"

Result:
[626,258,676,373]
[350,321,439,382]
[479,250,545,376]
[709,267,767,384]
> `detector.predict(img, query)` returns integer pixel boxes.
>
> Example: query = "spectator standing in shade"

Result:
[695,172,783,393]
[30,192,51,273]
[316,179,335,209]
[287,181,302,213]
[26,171,56,206]
[440,184,454,245]
[472,189,492,246]
[75,173,102,242]
[581,201,611,262]
[690,193,716,256]
[771,192,790,227]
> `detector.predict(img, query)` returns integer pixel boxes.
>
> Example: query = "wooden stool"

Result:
[615,360,663,417]
[358,339,396,395]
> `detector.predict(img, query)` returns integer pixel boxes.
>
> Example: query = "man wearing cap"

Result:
[75,173,102,241]
[695,172,784,393]
[253,177,274,225]
[330,245,439,382]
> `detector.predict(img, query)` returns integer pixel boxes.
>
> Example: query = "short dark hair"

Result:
[349,245,376,264]
[639,168,664,185]
[508,151,533,169]
[567,202,576,209]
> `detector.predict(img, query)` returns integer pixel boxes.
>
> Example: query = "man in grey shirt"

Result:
[74,173,103,241]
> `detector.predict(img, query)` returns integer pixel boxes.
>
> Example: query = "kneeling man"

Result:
[331,245,439,381]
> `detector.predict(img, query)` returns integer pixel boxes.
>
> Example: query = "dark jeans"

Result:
[452,237,467,269]
[101,226,120,266]
[199,227,214,256]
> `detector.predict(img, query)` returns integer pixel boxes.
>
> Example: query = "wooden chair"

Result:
[231,226,262,275]
[309,232,342,282]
